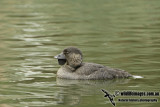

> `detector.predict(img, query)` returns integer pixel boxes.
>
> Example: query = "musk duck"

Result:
[54,47,132,79]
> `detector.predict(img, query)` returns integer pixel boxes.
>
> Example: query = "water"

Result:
[0,0,160,107]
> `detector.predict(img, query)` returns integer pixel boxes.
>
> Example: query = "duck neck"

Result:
[64,63,81,72]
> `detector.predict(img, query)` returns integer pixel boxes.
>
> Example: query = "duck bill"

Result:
[54,53,66,65]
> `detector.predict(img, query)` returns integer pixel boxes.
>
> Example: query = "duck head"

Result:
[54,47,83,68]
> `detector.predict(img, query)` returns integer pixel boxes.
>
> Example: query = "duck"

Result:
[54,47,132,80]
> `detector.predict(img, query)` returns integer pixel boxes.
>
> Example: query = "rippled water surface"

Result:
[0,0,160,107]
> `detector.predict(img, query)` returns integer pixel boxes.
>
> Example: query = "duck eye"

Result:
[63,50,69,54]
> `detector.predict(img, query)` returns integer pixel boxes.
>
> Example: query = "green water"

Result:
[0,0,160,107]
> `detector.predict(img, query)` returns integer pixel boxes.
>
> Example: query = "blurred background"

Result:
[0,0,160,107]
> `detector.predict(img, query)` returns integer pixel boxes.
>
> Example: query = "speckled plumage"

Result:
[55,47,132,80]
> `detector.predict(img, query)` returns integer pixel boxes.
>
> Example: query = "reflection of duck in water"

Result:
[54,47,132,79]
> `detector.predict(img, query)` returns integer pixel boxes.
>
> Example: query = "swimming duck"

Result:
[54,47,132,80]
